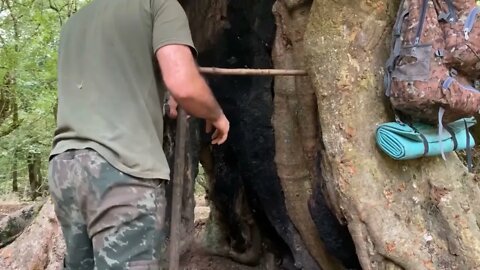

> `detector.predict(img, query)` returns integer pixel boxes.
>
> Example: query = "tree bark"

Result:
[11,151,18,193]
[0,200,64,270]
[271,0,344,269]
[0,203,42,248]
[27,153,41,201]
[304,0,480,269]
[179,0,228,54]
[11,101,19,194]
[3,1,480,270]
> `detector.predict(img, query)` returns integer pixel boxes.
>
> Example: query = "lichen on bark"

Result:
[304,0,480,269]
[271,0,343,269]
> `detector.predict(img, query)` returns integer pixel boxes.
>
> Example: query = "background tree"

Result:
[0,0,84,199]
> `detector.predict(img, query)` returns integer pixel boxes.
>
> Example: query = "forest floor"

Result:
[0,203,29,220]
[182,195,263,270]
[0,194,261,270]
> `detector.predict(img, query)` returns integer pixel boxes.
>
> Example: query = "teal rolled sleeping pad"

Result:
[375,117,476,160]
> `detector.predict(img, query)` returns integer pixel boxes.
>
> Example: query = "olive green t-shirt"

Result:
[50,0,196,180]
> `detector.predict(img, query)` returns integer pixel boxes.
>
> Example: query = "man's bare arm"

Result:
[156,44,229,144]
[156,44,222,122]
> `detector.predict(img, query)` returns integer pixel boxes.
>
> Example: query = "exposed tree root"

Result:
[272,0,344,269]
[0,202,43,248]
[0,199,64,270]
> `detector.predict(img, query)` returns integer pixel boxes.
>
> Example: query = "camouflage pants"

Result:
[48,149,167,270]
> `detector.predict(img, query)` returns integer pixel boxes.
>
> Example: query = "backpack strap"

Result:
[438,0,458,23]
[464,6,480,40]
[385,0,408,96]
[443,125,458,151]
[414,0,429,46]
[464,119,473,173]
[385,0,430,96]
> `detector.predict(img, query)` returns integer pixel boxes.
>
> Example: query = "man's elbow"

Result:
[156,44,201,100]
[163,72,197,101]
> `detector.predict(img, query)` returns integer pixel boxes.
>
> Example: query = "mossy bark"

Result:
[0,203,42,248]
[0,200,64,270]
[304,0,480,269]
[4,1,480,270]
[271,0,343,269]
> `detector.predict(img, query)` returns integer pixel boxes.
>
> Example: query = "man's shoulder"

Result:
[151,0,184,14]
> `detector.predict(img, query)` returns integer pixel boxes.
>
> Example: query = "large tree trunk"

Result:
[304,0,480,269]
[272,1,344,269]
[27,153,41,201]
[11,84,19,194]
[2,1,479,269]
[11,150,18,193]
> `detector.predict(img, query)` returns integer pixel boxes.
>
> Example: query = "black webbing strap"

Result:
[419,133,430,156]
[393,0,408,37]
[410,124,430,156]
[444,126,458,151]
[384,0,408,96]
[464,119,473,173]
[414,0,429,46]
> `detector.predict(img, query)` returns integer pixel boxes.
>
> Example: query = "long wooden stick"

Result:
[168,108,188,270]
[199,67,308,76]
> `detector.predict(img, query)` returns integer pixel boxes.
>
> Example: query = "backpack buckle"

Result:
[474,80,480,90]
[438,12,452,23]
[434,49,444,59]
[449,68,458,78]
[464,29,470,40]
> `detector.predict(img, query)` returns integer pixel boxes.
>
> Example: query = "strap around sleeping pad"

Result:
[443,125,459,151]
[408,123,430,156]
[465,119,473,173]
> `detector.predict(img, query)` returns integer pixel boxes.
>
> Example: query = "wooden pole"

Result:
[168,108,188,270]
[199,67,308,76]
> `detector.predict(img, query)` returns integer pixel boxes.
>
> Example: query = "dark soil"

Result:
[0,201,261,270]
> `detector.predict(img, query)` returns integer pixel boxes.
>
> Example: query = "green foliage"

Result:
[0,0,90,200]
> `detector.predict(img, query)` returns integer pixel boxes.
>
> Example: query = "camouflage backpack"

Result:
[384,0,480,125]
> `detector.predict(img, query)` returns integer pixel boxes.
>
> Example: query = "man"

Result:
[48,0,229,269]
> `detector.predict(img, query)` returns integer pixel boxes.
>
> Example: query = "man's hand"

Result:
[156,44,229,144]
[166,96,178,119]
[206,114,230,145]
[156,45,223,121]
[166,95,228,145]
[166,96,193,120]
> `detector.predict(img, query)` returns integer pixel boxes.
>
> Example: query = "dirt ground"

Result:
[0,203,30,220]
[181,198,264,270]
[181,253,263,270]
[186,195,264,270]
[0,196,264,270]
